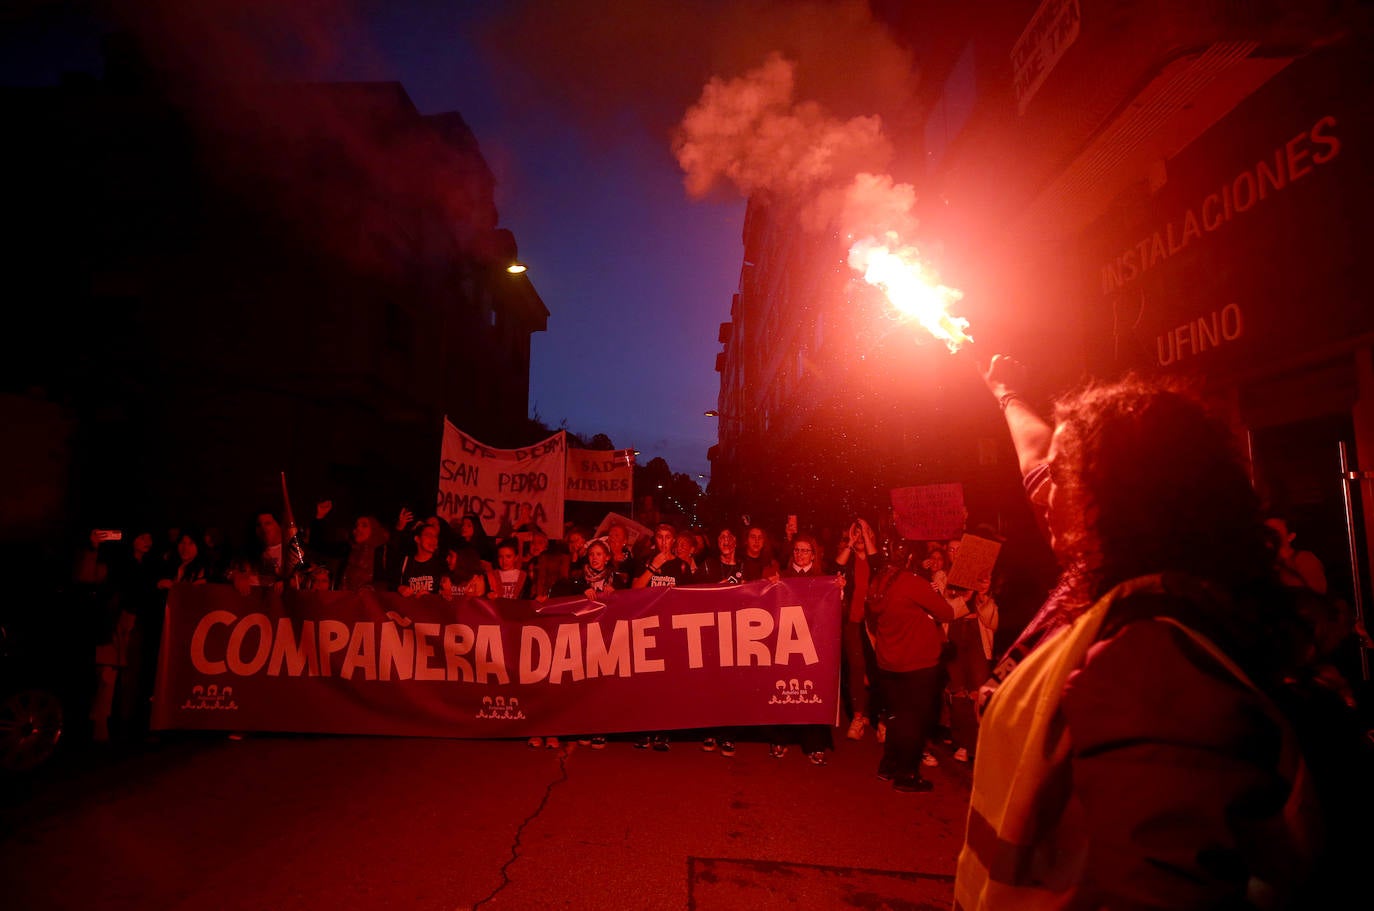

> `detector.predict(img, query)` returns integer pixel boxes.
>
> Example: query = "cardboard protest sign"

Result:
[889,483,966,541]
[946,533,1003,591]
[437,421,565,539]
[566,447,635,502]
[593,512,653,547]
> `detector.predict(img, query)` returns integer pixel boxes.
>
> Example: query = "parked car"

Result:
[0,623,64,772]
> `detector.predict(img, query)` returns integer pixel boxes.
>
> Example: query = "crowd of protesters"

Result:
[52,351,1374,906]
[68,485,1006,786]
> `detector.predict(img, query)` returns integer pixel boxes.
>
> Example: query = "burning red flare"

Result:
[849,233,970,352]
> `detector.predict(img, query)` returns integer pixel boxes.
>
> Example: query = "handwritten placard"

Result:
[437,421,565,538]
[566,447,635,502]
[890,483,966,541]
[946,534,1002,591]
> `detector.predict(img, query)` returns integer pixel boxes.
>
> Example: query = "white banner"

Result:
[437,421,565,539]
[566,447,635,502]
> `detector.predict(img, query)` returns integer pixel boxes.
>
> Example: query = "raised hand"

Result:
[982,354,1027,398]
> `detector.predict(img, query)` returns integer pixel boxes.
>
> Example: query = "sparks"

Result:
[849,233,971,352]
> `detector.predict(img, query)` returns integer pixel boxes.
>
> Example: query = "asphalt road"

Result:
[1,728,973,910]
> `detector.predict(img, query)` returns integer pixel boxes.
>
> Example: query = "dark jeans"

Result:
[843,621,883,719]
[948,692,979,752]
[878,666,942,779]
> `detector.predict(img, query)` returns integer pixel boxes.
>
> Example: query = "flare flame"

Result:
[848,234,970,352]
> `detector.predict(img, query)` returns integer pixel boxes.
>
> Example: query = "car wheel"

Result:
[0,688,64,772]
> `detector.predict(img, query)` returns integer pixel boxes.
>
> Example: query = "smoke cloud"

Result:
[672,51,920,242]
[478,0,917,145]
[838,171,919,243]
[633,0,932,244]
[673,54,891,202]
[665,10,969,347]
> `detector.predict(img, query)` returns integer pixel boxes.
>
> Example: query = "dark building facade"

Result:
[710,1,1372,633]
[2,68,547,549]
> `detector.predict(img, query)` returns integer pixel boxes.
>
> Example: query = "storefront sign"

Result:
[1012,0,1081,113]
[1080,43,1373,378]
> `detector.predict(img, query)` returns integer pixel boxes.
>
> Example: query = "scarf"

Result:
[583,563,611,591]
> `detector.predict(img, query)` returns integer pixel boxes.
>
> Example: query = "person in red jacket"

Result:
[867,543,959,792]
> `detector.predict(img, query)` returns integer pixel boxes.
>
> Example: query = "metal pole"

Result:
[1339,441,1371,681]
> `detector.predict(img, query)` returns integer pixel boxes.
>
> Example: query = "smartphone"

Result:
[94,529,123,542]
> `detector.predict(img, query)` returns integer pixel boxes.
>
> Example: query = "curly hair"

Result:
[1051,374,1272,599]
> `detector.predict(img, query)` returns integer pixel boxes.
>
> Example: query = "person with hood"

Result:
[338,515,390,592]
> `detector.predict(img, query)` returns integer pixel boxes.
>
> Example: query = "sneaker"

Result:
[576,737,592,746]
[922,751,939,767]
[652,735,670,752]
[702,737,718,752]
[719,740,736,757]
[591,736,607,750]
[954,747,969,762]
[875,721,887,744]
[807,751,827,766]
[527,737,544,749]
[876,762,896,782]
[633,735,652,750]
[769,743,789,759]
[846,714,868,741]
[545,736,561,749]
[893,775,934,793]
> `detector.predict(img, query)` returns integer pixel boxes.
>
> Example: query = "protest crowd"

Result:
[52,356,1374,908]
[66,487,999,794]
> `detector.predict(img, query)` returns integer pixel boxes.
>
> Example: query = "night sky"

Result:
[1,1,924,484]
[329,3,746,482]
[0,1,761,482]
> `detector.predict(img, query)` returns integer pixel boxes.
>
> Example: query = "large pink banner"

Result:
[152,580,841,738]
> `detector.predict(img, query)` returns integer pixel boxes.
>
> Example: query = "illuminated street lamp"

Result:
[703,410,719,417]
[506,262,528,274]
